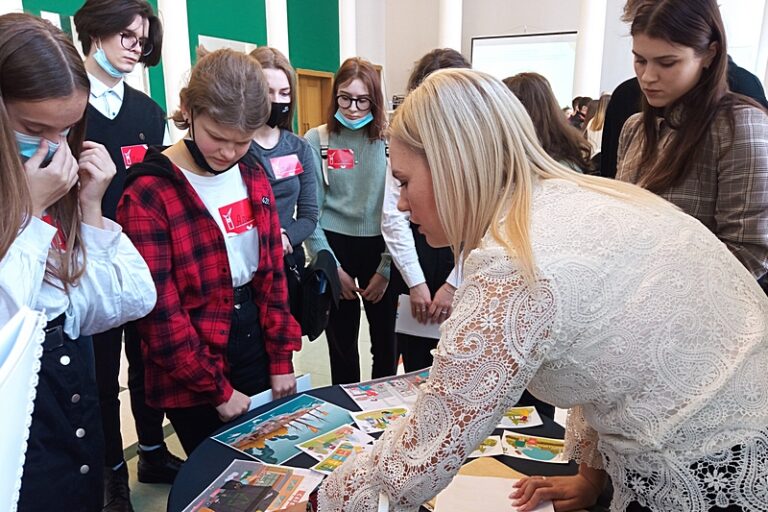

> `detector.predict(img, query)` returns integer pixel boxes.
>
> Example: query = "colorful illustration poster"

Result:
[310,442,369,475]
[212,395,352,464]
[352,407,409,434]
[297,424,374,462]
[181,459,323,512]
[501,431,568,464]
[341,368,431,411]
[468,436,503,458]
[497,406,543,429]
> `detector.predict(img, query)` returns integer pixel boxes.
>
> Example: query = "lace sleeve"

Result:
[563,405,603,469]
[318,251,557,511]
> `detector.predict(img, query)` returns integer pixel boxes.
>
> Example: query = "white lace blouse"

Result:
[318,178,768,512]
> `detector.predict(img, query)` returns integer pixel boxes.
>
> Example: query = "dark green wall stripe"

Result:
[185,0,267,64]
[287,0,340,73]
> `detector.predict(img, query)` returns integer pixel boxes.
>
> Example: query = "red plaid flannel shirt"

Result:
[117,149,301,409]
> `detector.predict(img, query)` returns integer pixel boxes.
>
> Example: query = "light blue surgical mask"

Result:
[15,129,70,165]
[93,42,125,79]
[334,109,373,130]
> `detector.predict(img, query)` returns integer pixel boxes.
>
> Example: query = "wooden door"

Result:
[296,69,334,136]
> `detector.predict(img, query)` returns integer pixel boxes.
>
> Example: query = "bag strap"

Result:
[318,124,330,186]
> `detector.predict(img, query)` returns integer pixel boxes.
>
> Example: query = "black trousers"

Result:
[166,286,271,456]
[389,223,454,373]
[93,323,165,467]
[18,317,104,512]
[324,231,398,384]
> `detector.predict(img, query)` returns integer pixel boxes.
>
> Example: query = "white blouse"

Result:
[0,216,157,338]
[318,178,768,512]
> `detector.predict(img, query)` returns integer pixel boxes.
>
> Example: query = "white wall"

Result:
[356,0,386,67]
[600,0,633,95]
[0,0,23,15]
[461,0,580,59]
[384,0,441,98]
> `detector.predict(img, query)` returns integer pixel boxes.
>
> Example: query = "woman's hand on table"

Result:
[271,373,297,399]
[509,473,602,511]
[215,389,251,422]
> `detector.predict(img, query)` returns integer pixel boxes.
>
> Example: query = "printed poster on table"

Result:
[341,368,430,411]
[497,406,543,429]
[468,436,503,458]
[181,459,323,512]
[310,441,369,475]
[297,424,374,462]
[212,395,352,464]
[352,407,409,434]
[501,431,568,464]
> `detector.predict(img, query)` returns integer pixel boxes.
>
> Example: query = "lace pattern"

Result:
[318,179,768,512]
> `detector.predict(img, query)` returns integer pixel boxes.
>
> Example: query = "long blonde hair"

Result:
[389,69,673,282]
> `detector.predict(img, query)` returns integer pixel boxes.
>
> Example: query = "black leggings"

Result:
[324,231,398,384]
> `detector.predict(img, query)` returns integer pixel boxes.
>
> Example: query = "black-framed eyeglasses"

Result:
[120,32,153,56]
[336,94,372,112]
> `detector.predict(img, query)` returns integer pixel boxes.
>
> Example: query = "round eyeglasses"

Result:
[336,94,372,112]
[120,32,153,56]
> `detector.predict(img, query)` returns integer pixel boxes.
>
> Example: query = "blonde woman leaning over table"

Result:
[316,68,768,512]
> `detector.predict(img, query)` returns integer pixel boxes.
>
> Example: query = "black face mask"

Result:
[266,102,291,128]
[185,110,232,176]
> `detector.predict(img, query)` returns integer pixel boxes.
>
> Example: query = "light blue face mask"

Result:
[334,109,373,130]
[93,42,125,79]
[16,128,70,165]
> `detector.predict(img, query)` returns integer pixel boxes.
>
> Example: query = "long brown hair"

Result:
[631,0,753,192]
[0,13,89,286]
[171,49,270,132]
[249,46,296,131]
[326,57,386,141]
[586,94,611,132]
[503,72,591,171]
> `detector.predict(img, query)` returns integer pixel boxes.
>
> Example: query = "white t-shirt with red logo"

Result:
[181,166,259,287]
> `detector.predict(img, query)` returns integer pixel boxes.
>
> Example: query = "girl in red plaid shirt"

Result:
[117,49,302,455]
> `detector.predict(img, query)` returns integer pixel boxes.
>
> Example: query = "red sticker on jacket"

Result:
[218,198,255,235]
[120,144,148,168]
[327,148,355,170]
[42,214,67,251]
[270,154,304,180]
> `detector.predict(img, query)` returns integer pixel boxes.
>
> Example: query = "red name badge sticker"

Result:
[327,148,355,170]
[120,144,149,168]
[42,214,67,251]
[270,154,304,180]
[218,198,256,235]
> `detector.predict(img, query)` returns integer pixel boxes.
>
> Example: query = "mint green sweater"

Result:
[304,125,391,279]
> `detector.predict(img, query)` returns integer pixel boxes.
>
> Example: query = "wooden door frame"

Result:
[296,68,335,135]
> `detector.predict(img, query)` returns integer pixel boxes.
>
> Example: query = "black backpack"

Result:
[284,249,341,341]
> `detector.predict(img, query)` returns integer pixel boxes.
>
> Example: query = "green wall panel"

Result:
[21,0,167,111]
[287,0,340,73]
[186,0,267,64]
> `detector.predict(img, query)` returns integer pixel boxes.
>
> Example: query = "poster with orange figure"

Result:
[212,395,352,464]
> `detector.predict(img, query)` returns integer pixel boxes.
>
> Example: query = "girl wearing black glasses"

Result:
[304,57,398,384]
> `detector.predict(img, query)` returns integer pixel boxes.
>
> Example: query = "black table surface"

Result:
[167,385,577,512]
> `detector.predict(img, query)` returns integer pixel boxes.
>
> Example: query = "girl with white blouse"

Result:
[0,14,156,512]
[318,69,768,512]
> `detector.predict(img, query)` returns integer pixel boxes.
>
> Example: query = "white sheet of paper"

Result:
[0,307,46,512]
[395,294,441,339]
[248,373,312,411]
[434,475,554,512]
